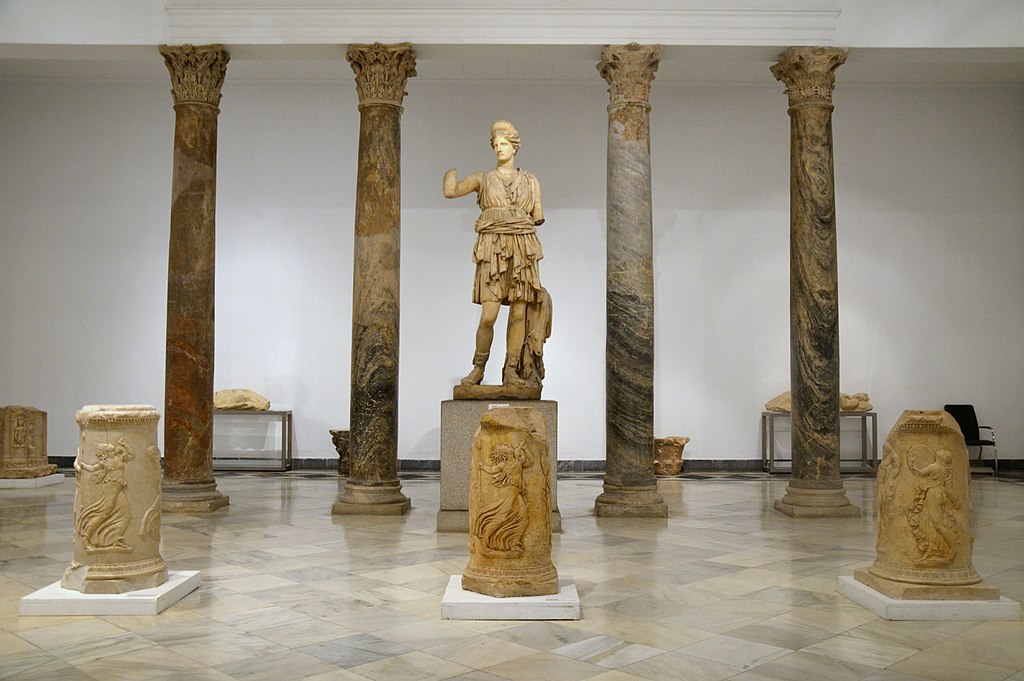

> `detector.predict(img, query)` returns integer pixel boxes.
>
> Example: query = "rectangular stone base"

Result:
[20,570,200,616]
[0,473,65,489]
[439,399,559,533]
[441,575,580,620]
[838,576,1020,621]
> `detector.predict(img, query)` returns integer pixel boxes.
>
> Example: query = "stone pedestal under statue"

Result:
[63,405,168,594]
[438,399,559,533]
[0,406,56,479]
[462,407,558,598]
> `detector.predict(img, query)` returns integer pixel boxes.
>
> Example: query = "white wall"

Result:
[2,76,1022,462]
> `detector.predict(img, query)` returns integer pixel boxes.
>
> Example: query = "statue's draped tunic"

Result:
[469,168,543,305]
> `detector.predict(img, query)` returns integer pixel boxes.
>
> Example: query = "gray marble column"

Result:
[333,42,416,516]
[595,43,668,518]
[772,47,859,518]
[158,44,229,513]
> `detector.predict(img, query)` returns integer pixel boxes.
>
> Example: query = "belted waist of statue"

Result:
[475,207,536,234]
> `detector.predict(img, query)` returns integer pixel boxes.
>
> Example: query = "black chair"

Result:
[943,404,998,475]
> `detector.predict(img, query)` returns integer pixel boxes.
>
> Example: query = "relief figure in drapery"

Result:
[472,442,532,555]
[75,437,135,552]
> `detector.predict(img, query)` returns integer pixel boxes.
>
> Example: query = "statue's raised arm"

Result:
[442,169,481,199]
[444,120,552,394]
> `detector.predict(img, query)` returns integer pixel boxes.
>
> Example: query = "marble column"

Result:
[771,47,858,518]
[595,43,668,518]
[158,44,230,513]
[333,42,416,516]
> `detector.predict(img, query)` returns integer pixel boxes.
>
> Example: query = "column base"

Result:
[161,480,229,513]
[595,483,668,518]
[333,480,410,516]
[774,483,859,518]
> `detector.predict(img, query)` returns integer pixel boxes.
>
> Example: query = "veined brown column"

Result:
[595,43,667,518]
[158,44,230,513]
[333,42,416,516]
[772,47,859,518]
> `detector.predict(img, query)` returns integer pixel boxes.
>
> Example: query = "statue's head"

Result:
[490,119,521,154]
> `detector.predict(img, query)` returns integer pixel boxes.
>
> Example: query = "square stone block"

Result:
[439,399,559,533]
[441,575,580,620]
[20,570,200,616]
[837,576,1021,621]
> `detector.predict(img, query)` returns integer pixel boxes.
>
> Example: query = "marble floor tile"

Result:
[213,649,340,680]
[350,649,473,681]
[888,651,1017,681]
[802,633,920,669]
[424,634,538,668]
[483,650,608,681]
[2,474,1022,680]
[676,633,790,670]
[618,650,743,681]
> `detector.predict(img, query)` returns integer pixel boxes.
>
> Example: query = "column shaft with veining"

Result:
[333,42,416,516]
[772,47,858,518]
[159,44,229,513]
[595,43,668,518]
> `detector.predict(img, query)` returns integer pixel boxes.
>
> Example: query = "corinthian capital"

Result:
[347,43,417,107]
[159,44,229,107]
[771,47,848,109]
[598,43,661,107]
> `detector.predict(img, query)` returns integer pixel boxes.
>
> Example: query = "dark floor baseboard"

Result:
[47,456,1022,473]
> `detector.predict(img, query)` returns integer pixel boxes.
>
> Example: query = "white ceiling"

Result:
[1,44,1022,86]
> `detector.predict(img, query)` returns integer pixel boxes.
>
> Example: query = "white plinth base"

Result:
[0,473,65,489]
[441,575,580,620]
[838,576,1021,621]
[20,570,200,616]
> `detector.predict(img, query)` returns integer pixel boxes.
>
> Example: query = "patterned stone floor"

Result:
[1,472,1022,681]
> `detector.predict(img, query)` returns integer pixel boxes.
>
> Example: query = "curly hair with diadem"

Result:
[490,119,521,152]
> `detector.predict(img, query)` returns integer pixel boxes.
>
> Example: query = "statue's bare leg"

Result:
[461,301,500,385]
[502,301,527,386]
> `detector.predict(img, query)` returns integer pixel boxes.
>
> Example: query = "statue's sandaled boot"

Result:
[460,352,488,385]
[501,353,527,387]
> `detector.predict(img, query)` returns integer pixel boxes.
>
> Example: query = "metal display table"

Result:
[212,409,292,471]
[761,411,878,474]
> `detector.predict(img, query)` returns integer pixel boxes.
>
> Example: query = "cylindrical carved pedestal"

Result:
[463,407,558,597]
[62,405,167,594]
[855,409,999,600]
